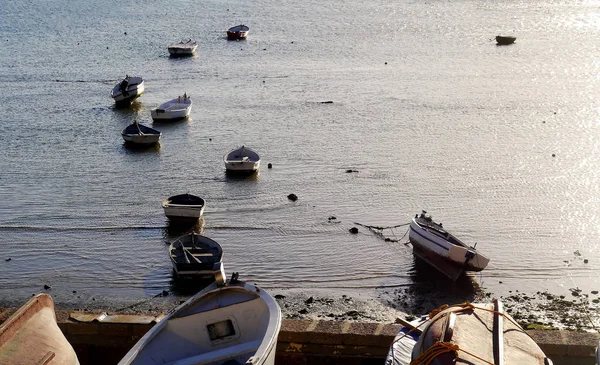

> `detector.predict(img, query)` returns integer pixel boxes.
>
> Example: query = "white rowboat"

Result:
[151,94,192,121]
[118,275,282,365]
[224,146,260,174]
[408,210,489,280]
[162,193,206,222]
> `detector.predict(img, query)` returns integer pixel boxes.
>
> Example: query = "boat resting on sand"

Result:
[118,273,282,365]
[385,299,553,365]
[408,210,489,280]
[0,293,79,365]
[121,121,161,145]
[169,233,224,280]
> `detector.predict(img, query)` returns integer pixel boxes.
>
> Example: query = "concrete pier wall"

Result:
[1,308,598,364]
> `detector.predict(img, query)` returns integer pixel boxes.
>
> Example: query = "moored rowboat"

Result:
[227,24,249,40]
[408,210,489,280]
[168,39,198,56]
[162,193,206,221]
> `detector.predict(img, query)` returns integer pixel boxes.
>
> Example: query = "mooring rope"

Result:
[354,222,411,243]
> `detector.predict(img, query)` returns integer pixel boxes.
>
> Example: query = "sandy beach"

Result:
[16,273,596,334]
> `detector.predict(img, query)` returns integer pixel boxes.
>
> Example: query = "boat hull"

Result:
[0,294,80,365]
[408,218,489,272]
[151,108,190,121]
[121,133,160,144]
[168,48,196,56]
[225,160,260,172]
[227,30,248,40]
[168,46,197,56]
[162,205,205,221]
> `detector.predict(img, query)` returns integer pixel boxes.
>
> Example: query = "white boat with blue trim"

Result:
[408,211,489,277]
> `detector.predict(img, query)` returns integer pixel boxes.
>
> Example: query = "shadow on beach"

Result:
[168,276,215,296]
[392,257,486,316]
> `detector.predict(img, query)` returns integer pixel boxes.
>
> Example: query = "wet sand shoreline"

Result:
[2,277,596,333]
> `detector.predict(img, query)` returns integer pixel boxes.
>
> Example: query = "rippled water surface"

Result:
[1,0,600,309]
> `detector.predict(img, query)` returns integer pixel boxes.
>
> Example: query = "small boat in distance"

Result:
[224,145,260,174]
[162,193,206,222]
[168,39,198,56]
[0,293,80,365]
[151,94,192,122]
[118,273,282,365]
[121,121,161,145]
[227,24,249,40]
[408,210,490,280]
[169,233,223,280]
[111,75,145,106]
[496,35,516,45]
[385,299,553,365]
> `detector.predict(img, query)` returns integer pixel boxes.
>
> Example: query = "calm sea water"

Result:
[1,0,600,311]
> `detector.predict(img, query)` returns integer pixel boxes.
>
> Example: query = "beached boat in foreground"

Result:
[224,146,260,174]
[151,94,192,121]
[385,299,553,365]
[227,24,249,40]
[162,193,206,221]
[170,233,224,280]
[118,273,282,365]
[121,121,161,145]
[0,293,79,365]
[111,75,145,106]
[496,35,516,45]
[168,39,198,56]
[408,210,489,280]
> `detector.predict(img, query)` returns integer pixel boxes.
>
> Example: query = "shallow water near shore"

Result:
[1,0,600,329]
